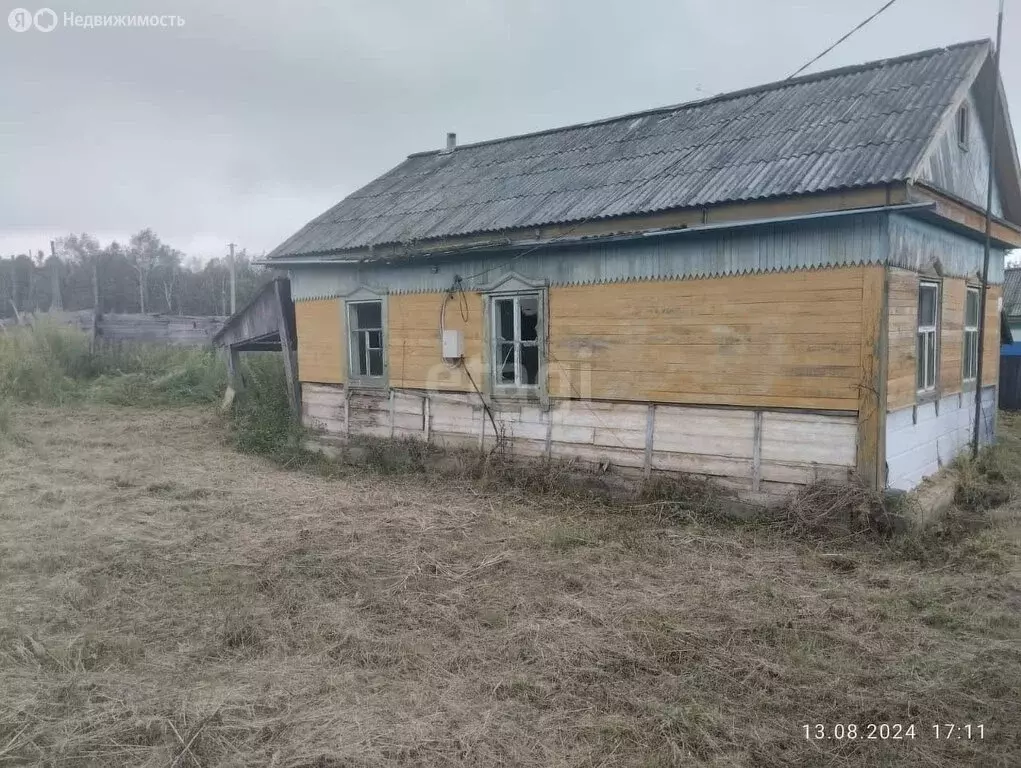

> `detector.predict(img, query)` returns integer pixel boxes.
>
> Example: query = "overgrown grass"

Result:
[0,397,13,440]
[225,354,327,470]
[2,404,1019,767]
[0,322,226,406]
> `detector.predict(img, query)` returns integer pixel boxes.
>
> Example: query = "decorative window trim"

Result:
[917,280,940,396]
[481,273,549,404]
[343,287,388,388]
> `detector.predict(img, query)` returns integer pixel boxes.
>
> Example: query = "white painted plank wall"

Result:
[300,383,857,499]
[886,386,996,491]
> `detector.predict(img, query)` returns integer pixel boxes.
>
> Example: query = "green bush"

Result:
[226,354,319,467]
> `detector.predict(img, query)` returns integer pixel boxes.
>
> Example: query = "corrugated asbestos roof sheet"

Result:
[270,40,990,259]
[1003,267,1021,317]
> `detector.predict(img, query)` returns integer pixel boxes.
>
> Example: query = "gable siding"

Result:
[918,89,1004,216]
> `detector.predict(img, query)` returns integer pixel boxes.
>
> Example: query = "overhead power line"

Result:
[787,0,902,79]
[452,0,906,285]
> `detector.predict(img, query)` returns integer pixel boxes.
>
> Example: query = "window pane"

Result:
[519,296,539,342]
[496,299,514,341]
[520,345,539,386]
[963,333,973,378]
[368,349,384,377]
[498,342,515,383]
[354,302,382,329]
[916,333,926,389]
[965,290,979,327]
[918,285,937,326]
[926,332,936,387]
[368,330,382,350]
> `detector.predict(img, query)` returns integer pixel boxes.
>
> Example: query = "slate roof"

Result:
[1004,267,1021,318]
[270,40,991,259]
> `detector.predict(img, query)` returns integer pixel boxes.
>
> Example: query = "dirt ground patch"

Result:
[1,405,1019,767]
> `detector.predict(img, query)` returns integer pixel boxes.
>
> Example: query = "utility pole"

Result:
[49,240,63,312]
[972,0,1005,458]
[227,242,237,315]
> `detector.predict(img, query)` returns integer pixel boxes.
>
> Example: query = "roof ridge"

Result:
[407,39,991,159]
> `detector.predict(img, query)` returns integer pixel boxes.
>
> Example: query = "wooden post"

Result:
[751,411,763,492]
[856,265,888,489]
[221,345,242,412]
[643,403,656,478]
[544,410,553,458]
[274,280,300,418]
[227,346,243,391]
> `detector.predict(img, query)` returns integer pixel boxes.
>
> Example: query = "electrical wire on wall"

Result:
[438,278,501,450]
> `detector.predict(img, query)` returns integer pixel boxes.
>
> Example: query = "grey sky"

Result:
[1,0,1016,261]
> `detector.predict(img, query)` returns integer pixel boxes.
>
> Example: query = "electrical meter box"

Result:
[442,329,464,359]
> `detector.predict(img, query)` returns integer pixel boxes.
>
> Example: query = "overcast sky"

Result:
[1,0,1016,261]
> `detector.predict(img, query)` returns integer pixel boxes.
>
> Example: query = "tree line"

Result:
[0,229,273,319]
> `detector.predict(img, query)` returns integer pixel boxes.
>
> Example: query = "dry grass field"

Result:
[1,405,1019,767]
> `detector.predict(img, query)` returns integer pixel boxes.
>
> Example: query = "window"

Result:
[963,287,979,382]
[916,282,940,393]
[956,104,969,150]
[492,293,541,389]
[348,300,385,382]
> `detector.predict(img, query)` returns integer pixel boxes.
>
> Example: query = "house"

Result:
[999,267,1021,409]
[1003,267,1021,341]
[265,40,1021,500]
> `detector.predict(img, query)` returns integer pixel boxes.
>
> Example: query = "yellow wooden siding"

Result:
[940,278,965,394]
[984,284,1001,384]
[856,265,886,488]
[548,268,866,411]
[887,272,1002,412]
[887,268,919,410]
[295,298,344,384]
[387,291,485,391]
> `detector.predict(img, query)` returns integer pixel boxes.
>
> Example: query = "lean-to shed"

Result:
[265,40,1021,500]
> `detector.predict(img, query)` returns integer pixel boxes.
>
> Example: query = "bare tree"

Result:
[155,247,182,313]
[128,229,161,313]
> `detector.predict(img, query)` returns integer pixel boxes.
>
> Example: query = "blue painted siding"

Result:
[290,212,889,300]
[290,210,1003,301]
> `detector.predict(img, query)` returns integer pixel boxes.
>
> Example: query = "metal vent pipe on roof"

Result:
[444,132,456,152]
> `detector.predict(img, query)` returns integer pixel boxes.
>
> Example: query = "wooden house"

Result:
[264,40,1021,501]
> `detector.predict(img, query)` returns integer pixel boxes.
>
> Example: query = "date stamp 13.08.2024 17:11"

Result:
[802,723,986,741]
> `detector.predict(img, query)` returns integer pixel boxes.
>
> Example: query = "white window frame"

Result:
[963,286,979,383]
[347,299,386,386]
[491,293,542,390]
[917,281,940,394]
[957,104,969,151]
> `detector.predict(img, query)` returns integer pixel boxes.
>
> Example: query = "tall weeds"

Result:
[0,322,225,406]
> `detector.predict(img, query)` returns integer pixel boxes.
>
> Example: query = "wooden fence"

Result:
[94,313,225,346]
